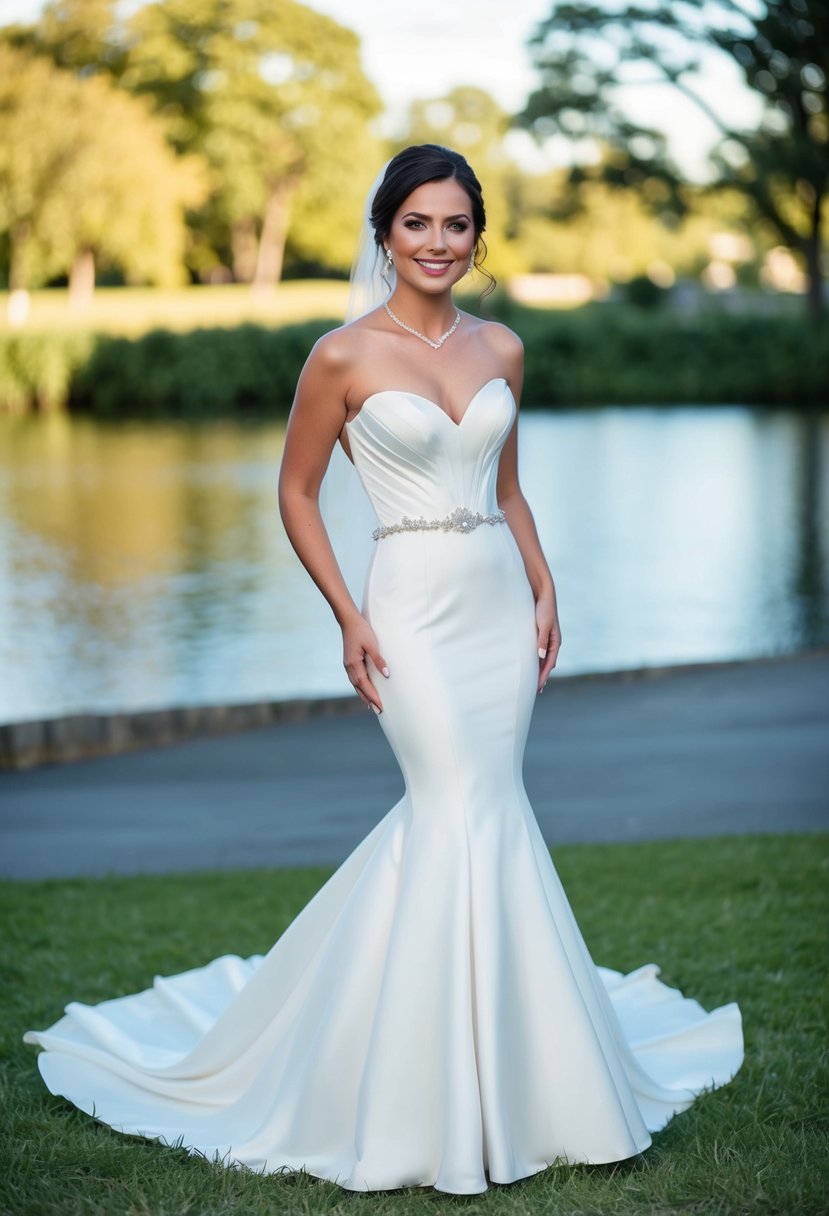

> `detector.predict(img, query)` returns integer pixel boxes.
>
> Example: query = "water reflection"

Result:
[793,411,825,643]
[0,407,826,723]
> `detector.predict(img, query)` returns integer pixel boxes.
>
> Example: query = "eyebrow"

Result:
[401,211,471,221]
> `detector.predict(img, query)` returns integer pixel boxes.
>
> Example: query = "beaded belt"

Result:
[372,505,506,541]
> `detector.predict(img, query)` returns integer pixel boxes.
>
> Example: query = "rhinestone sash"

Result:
[372,505,507,542]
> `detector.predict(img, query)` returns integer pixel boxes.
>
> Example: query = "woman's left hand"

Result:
[535,590,562,693]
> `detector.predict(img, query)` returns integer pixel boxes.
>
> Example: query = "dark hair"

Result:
[370,144,496,299]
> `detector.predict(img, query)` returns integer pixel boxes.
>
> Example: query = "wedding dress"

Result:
[24,376,743,1194]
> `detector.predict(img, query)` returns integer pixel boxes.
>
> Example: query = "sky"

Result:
[4,0,764,180]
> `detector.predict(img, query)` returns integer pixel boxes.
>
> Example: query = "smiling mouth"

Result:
[414,259,454,272]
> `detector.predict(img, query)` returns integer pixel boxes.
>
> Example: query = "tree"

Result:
[120,0,382,286]
[0,45,205,303]
[520,0,828,315]
[12,0,126,76]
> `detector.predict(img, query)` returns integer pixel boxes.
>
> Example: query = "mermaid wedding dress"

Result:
[24,377,743,1194]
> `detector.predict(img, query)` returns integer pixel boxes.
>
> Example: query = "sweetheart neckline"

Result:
[345,377,510,432]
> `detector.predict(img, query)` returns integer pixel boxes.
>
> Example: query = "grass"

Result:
[1,834,827,1215]
[0,281,599,338]
[0,282,352,336]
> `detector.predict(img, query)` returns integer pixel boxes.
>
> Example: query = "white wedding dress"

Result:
[25,377,743,1194]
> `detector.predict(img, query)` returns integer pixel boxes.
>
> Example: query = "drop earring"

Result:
[381,248,393,281]
[467,252,475,274]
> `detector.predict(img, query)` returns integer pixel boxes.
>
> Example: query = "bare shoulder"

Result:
[298,325,360,408]
[463,314,522,356]
[478,318,523,357]
[464,315,524,383]
[305,325,356,377]
[304,313,380,380]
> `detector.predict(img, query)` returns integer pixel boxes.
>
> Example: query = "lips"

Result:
[414,259,454,276]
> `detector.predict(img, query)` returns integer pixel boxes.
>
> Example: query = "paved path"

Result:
[1,653,827,880]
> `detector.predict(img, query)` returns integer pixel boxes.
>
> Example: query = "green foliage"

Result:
[707,0,828,282]
[2,834,827,1214]
[624,275,672,310]
[0,44,205,293]
[1,304,827,416]
[0,330,94,413]
[70,321,332,417]
[500,301,829,406]
[18,0,126,75]
[4,0,820,301]
[522,0,829,313]
[511,175,722,282]
[0,0,382,288]
[122,0,383,282]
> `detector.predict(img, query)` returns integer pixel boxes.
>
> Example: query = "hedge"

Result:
[1,305,826,416]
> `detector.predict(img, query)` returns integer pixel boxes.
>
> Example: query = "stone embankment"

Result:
[2,648,828,774]
[0,695,364,771]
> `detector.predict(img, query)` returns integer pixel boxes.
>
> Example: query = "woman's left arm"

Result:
[493,326,562,690]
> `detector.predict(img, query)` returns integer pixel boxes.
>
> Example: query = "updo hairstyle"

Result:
[370,144,496,299]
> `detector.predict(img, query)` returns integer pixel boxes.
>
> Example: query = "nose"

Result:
[427,227,447,252]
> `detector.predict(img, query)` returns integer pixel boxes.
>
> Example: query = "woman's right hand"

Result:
[342,612,389,714]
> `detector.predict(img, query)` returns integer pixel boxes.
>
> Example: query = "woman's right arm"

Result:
[277,333,389,712]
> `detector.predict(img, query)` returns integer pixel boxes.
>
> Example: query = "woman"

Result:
[25,146,743,1195]
[279,144,560,716]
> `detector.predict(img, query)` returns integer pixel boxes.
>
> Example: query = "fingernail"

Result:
[382,666,390,678]
[370,703,381,715]
[538,648,547,658]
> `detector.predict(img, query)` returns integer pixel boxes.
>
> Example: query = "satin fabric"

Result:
[25,378,743,1193]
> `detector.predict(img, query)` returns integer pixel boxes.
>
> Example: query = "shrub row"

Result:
[511,304,829,406]
[0,330,95,414]
[69,322,334,418]
[0,306,826,416]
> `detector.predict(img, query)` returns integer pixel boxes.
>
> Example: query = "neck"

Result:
[386,283,457,336]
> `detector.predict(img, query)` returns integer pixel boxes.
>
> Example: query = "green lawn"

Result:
[0,282,351,336]
[2,834,827,1215]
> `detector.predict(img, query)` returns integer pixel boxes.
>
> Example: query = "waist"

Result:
[372,505,506,542]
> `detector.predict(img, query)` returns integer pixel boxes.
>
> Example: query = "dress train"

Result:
[25,377,743,1193]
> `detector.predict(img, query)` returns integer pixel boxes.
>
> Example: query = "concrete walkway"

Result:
[1,652,827,881]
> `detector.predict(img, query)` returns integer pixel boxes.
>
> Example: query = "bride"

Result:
[24,144,743,1195]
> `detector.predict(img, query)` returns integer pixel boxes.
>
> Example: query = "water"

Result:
[1,406,826,725]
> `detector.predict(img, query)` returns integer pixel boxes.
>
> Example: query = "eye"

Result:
[404,219,425,229]
[449,222,470,232]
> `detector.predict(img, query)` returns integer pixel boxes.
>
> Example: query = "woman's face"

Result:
[384,177,477,296]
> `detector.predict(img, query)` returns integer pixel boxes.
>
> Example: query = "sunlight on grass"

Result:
[2,834,827,1215]
[0,282,352,336]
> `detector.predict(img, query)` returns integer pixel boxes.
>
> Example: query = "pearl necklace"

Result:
[384,301,461,350]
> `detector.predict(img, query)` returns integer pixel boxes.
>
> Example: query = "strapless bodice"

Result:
[345,377,515,528]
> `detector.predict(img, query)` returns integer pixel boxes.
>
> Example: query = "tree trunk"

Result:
[252,179,295,291]
[804,191,824,320]
[68,247,96,312]
[231,218,259,283]
[8,221,32,292]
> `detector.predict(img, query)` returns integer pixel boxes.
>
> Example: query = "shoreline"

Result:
[2,646,827,772]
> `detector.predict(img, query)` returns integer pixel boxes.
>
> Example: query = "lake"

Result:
[0,406,826,725]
